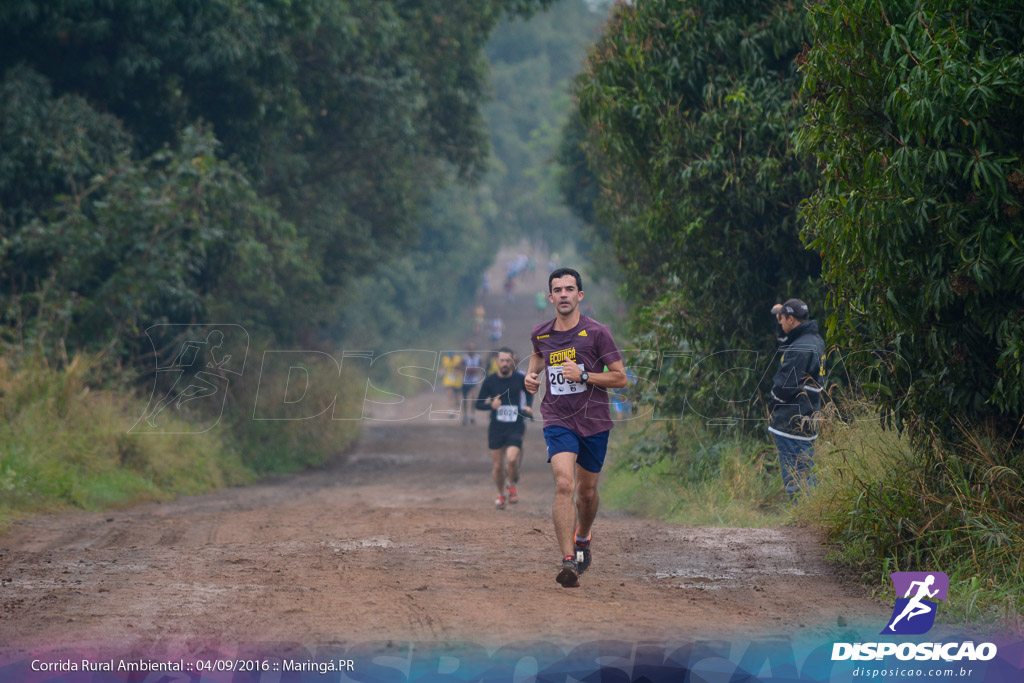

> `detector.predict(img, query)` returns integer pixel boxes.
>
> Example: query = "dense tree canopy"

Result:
[327,0,606,346]
[573,0,819,425]
[482,0,605,246]
[797,0,1024,441]
[0,65,315,356]
[0,0,553,362]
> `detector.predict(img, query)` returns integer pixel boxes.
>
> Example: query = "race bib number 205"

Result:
[547,364,585,395]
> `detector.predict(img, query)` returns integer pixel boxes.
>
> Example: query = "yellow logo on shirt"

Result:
[549,347,577,365]
[578,330,588,336]
[536,334,550,340]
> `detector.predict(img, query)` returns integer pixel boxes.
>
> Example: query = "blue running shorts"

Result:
[543,425,610,473]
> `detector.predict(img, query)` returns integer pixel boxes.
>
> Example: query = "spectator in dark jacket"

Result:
[768,299,825,500]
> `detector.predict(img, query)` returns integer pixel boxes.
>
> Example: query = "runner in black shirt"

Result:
[477,347,534,509]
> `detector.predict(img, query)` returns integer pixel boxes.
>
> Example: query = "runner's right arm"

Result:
[524,351,544,394]
[476,376,497,412]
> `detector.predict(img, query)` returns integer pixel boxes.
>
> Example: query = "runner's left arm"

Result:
[562,359,627,388]
[561,326,627,388]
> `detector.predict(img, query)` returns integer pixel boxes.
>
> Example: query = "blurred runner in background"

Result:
[477,348,534,509]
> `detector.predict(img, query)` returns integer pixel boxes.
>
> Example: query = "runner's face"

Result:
[548,275,582,316]
[497,353,514,376]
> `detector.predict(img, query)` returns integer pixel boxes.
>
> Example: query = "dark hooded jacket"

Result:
[767,319,824,440]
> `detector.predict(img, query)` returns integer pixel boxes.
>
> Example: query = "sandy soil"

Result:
[0,247,891,664]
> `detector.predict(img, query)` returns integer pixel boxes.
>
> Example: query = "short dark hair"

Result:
[548,267,582,292]
[497,346,515,357]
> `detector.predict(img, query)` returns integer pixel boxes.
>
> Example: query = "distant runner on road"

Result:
[440,351,464,418]
[462,343,484,425]
[476,348,534,509]
[524,268,627,588]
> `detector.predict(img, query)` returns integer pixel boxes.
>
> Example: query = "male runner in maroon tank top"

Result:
[524,267,627,587]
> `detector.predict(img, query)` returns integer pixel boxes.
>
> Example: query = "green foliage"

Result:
[0,67,314,360]
[222,345,362,474]
[1,0,557,357]
[0,346,365,525]
[331,182,498,347]
[555,106,620,275]
[0,0,589,520]
[797,399,1024,626]
[328,0,609,347]
[601,417,787,527]
[479,0,605,247]
[797,1,1024,440]
[0,354,253,531]
[573,0,820,426]
[0,0,552,179]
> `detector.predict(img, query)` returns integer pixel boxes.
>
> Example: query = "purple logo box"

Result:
[891,572,949,602]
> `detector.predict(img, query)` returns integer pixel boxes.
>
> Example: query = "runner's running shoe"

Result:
[556,556,580,587]
[495,495,506,510]
[574,529,592,574]
[507,484,518,504]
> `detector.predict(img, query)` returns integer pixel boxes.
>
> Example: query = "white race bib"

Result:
[496,405,518,423]
[547,364,585,396]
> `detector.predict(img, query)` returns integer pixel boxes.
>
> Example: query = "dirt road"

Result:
[0,407,888,650]
[0,247,890,665]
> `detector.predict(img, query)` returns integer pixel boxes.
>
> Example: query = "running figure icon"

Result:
[881,571,949,635]
[131,324,249,434]
[142,330,231,427]
[887,574,939,632]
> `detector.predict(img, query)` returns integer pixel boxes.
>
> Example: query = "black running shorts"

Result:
[488,424,524,451]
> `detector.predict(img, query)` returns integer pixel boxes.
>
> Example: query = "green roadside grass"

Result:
[0,341,473,533]
[0,355,248,532]
[601,416,789,527]
[0,352,362,533]
[794,401,1024,631]
[601,401,1023,633]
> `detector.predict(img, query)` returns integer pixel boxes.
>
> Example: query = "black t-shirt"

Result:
[476,371,533,429]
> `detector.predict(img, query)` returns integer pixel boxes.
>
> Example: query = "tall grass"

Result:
[0,347,366,531]
[0,354,252,531]
[602,417,789,527]
[795,398,1024,631]
[223,347,362,473]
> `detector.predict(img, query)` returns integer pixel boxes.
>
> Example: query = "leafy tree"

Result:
[573,0,819,426]
[330,182,499,347]
[0,0,551,181]
[797,0,1024,441]
[0,66,313,360]
[555,106,616,274]
[323,0,610,348]
[0,0,556,358]
[480,0,605,246]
